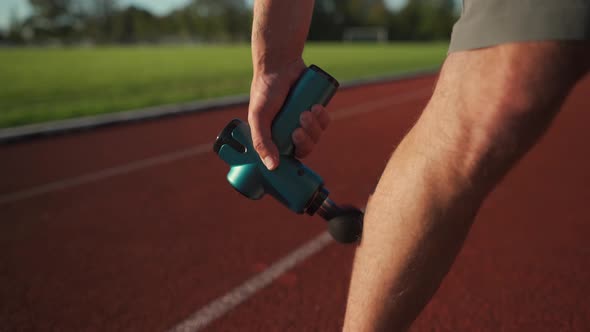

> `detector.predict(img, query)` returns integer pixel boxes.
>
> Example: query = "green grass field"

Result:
[0,43,448,129]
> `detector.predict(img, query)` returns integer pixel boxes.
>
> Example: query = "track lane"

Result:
[206,75,590,331]
[2,74,588,332]
[0,77,433,331]
[0,76,433,196]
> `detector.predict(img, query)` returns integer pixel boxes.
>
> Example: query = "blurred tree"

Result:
[29,0,72,22]
[348,0,388,26]
[110,6,159,43]
[429,0,457,39]
[90,0,118,42]
[10,0,457,44]
[393,0,457,40]
[28,0,75,42]
[158,9,197,42]
[6,7,25,43]
[366,0,388,26]
[186,0,251,42]
[309,0,343,40]
[309,0,388,40]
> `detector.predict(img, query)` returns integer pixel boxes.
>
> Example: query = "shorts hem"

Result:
[449,6,590,53]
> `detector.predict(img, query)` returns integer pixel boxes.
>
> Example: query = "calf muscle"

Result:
[343,41,590,332]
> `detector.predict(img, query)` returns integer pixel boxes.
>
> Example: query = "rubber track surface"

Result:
[1,75,589,331]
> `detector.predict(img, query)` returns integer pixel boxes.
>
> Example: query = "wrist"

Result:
[253,56,306,82]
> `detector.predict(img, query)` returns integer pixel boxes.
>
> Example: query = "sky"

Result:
[0,0,410,30]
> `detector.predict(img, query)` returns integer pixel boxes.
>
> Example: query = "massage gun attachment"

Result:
[213,65,363,244]
[313,194,364,244]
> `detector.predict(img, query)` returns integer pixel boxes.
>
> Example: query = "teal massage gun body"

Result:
[214,65,363,243]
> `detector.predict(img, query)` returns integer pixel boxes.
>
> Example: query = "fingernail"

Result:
[300,112,309,124]
[263,156,277,170]
[293,130,304,143]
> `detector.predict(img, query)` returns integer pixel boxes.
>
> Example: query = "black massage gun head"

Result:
[328,207,364,244]
[312,193,364,244]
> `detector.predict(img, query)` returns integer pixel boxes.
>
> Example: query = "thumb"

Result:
[248,106,279,170]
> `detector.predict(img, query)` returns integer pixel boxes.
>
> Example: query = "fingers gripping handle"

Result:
[213,65,363,244]
[271,65,339,156]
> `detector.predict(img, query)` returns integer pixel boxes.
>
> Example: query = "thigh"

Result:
[436,41,590,118]
[450,0,590,52]
[418,41,590,195]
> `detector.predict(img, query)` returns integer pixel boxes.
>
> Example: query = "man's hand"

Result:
[248,60,330,170]
[249,0,319,170]
[248,60,331,170]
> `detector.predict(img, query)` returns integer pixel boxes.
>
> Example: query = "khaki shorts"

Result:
[449,0,590,52]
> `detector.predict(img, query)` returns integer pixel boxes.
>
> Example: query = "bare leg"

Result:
[343,41,590,332]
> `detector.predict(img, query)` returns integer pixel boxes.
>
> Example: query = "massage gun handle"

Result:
[270,65,339,156]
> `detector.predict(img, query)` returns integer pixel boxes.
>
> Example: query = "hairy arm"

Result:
[251,0,313,75]
[343,42,589,331]
[249,0,321,169]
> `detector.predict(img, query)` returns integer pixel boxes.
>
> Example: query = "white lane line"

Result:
[0,145,211,205]
[333,89,431,120]
[167,231,333,332]
[0,88,432,205]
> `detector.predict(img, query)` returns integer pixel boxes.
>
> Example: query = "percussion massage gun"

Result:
[213,65,363,243]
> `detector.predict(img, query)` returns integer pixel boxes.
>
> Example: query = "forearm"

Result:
[252,0,314,74]
[247,0,316,168]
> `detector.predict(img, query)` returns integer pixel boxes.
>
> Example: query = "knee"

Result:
[425,43,588,188]
[447,42,588,141]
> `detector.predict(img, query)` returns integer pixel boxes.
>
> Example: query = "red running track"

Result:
[1,74,589,331]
